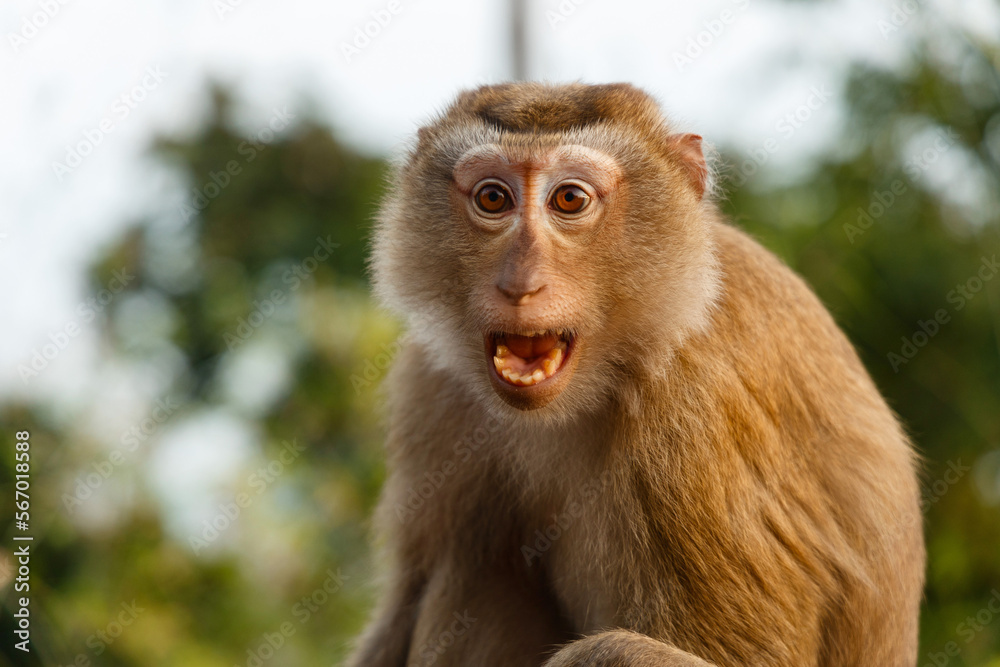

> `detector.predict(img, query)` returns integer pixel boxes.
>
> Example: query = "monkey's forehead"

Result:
[424,115,678,173]
[409,121,657,184]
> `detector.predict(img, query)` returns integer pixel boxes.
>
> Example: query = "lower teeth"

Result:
[494,343,565,386]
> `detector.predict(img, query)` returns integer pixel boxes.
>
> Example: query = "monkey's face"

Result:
[449,143,624,411]
[375,135,716,418]
[374,85,718,419]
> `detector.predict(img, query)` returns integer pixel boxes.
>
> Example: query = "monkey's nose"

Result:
[496,282,545,305]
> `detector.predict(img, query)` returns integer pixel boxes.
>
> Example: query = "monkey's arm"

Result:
[345,566,424,667]
[544,631,717,667]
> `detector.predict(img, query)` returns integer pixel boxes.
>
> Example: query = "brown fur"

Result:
[349,83,924,667]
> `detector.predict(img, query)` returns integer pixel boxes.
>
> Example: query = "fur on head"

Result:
[372,82,721,421]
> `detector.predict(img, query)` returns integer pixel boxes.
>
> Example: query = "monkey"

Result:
[347,82,924,667]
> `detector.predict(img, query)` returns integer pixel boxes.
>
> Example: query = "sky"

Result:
[2,0,998,543]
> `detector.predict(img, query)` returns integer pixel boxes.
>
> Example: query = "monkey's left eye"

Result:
[475,183,513,214]
[550,184,590,214]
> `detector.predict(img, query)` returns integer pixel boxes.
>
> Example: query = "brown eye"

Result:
[475,184,512,214]
[551,184,590,214]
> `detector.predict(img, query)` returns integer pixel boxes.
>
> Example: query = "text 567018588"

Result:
[13,430,33,653]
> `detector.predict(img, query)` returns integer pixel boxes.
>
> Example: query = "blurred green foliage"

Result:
[1,25,999,667]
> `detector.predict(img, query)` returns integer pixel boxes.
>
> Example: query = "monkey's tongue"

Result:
[492,333,568,387]
[501,332,559,358]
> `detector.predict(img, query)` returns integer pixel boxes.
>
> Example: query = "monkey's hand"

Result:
[543,630,718,667]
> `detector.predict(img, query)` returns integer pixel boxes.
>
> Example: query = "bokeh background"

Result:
[2,0,999,664]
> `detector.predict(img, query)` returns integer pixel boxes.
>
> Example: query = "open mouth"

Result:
[488,330,573,387]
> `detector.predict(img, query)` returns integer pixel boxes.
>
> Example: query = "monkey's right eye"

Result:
[474,183,513,214]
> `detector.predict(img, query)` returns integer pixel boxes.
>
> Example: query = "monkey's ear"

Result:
[667,133,708,198]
